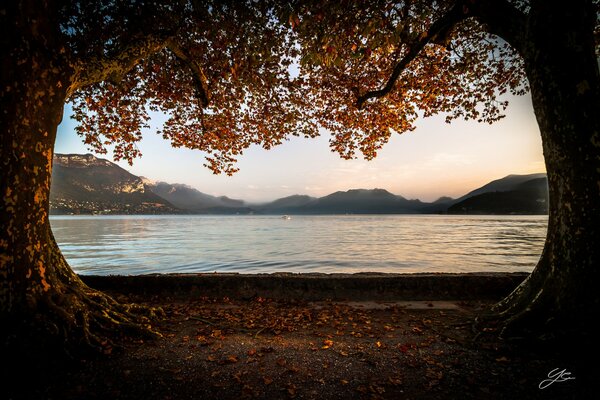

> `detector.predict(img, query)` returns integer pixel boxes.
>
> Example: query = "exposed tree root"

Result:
[472,259,592,351]
[3,233,165,358]
[5,287,165,360]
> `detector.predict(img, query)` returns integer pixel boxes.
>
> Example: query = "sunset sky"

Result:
[55,93,545,203]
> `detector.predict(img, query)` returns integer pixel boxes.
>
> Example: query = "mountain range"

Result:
[50,154,179,214]
[50,153,548,215]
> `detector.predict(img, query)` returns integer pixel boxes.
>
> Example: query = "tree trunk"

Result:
[492,1,600,341]
[1,1,159,355]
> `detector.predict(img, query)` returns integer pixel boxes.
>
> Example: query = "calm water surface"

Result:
[50,215,547,275]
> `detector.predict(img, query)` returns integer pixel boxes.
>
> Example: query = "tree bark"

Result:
[492,1,600,341]
[1,1,159,355]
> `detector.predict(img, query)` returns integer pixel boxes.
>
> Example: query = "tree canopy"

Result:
[64,0,561,174]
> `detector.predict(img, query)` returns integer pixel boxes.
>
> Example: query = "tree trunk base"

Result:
[475,255,594,349]
[3,235,164,357]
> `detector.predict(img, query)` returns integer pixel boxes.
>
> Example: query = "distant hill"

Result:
[454,173,547,203]
[49,153,548,215]
[263,189,425,214]
[255,195,317,213]
[146,181,247,213]
[50,154,178,214]
[448,177,548,215]
[433,196,454,204]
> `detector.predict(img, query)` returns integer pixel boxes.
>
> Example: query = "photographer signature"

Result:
[539,368,575,389]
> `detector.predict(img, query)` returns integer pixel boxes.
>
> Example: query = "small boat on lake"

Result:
[281,215,292,220]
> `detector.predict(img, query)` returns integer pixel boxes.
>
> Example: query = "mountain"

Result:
[454,173,547,203]
[146,181,248,213]
[448,177,548,215]
[255,195,317,213]
[50,154,179,214]
[433,196,454,204]
[50,153,547,215]
[260,189,424,214]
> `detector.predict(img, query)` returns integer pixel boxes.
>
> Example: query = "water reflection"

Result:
[50,215,548,275]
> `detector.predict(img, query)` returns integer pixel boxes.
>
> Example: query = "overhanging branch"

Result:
[165,39,210,107]
[68,35,169,97]
[356,2,466,109]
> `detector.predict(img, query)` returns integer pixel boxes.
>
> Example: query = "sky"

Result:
[55,93,545,203]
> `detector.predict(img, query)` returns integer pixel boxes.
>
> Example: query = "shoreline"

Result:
[82,272,528,301]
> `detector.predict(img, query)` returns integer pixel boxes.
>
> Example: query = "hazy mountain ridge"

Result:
[447,177,548,215]
[147,181,245,212]
[274,189,424,214]
[253,195,317,213]
[453,173,547,204]
[50,153,548,215]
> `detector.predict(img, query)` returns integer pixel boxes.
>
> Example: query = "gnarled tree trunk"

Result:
[0,1,159,355]
[493,1,600,341]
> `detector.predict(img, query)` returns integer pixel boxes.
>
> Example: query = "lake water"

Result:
[50,215,547,275]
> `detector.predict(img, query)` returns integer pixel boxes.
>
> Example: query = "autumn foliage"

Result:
[69,1,532,174]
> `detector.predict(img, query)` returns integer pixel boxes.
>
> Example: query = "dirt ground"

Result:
[6,293,595,400]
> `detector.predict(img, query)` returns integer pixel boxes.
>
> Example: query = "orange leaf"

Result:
[227,355,238,363]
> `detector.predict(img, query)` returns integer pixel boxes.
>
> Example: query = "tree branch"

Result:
[355,0,527,109]
[165,39,210,107]
[466,0,527,55]
[356,2,466,108]
[68,35,170,97]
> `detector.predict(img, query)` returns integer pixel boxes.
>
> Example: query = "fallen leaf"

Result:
[233,371,242,383]
[369,384,385,394]
[286,383,297,397]
[388,376,403,386]
[227,355,238,363]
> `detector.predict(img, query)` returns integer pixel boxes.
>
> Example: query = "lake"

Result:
[50,215,547,275]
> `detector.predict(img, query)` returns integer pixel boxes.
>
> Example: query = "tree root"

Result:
[22,232,167,356]
[5,276,165,358]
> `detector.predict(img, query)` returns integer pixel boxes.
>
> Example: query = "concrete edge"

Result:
[80,272,529,301]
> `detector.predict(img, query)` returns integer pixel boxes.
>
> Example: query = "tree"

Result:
[292,0,600,341]
[1,0,316,353]
[1,0,598,353]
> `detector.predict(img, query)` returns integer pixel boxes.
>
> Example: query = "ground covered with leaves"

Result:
[8,294,594,399]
